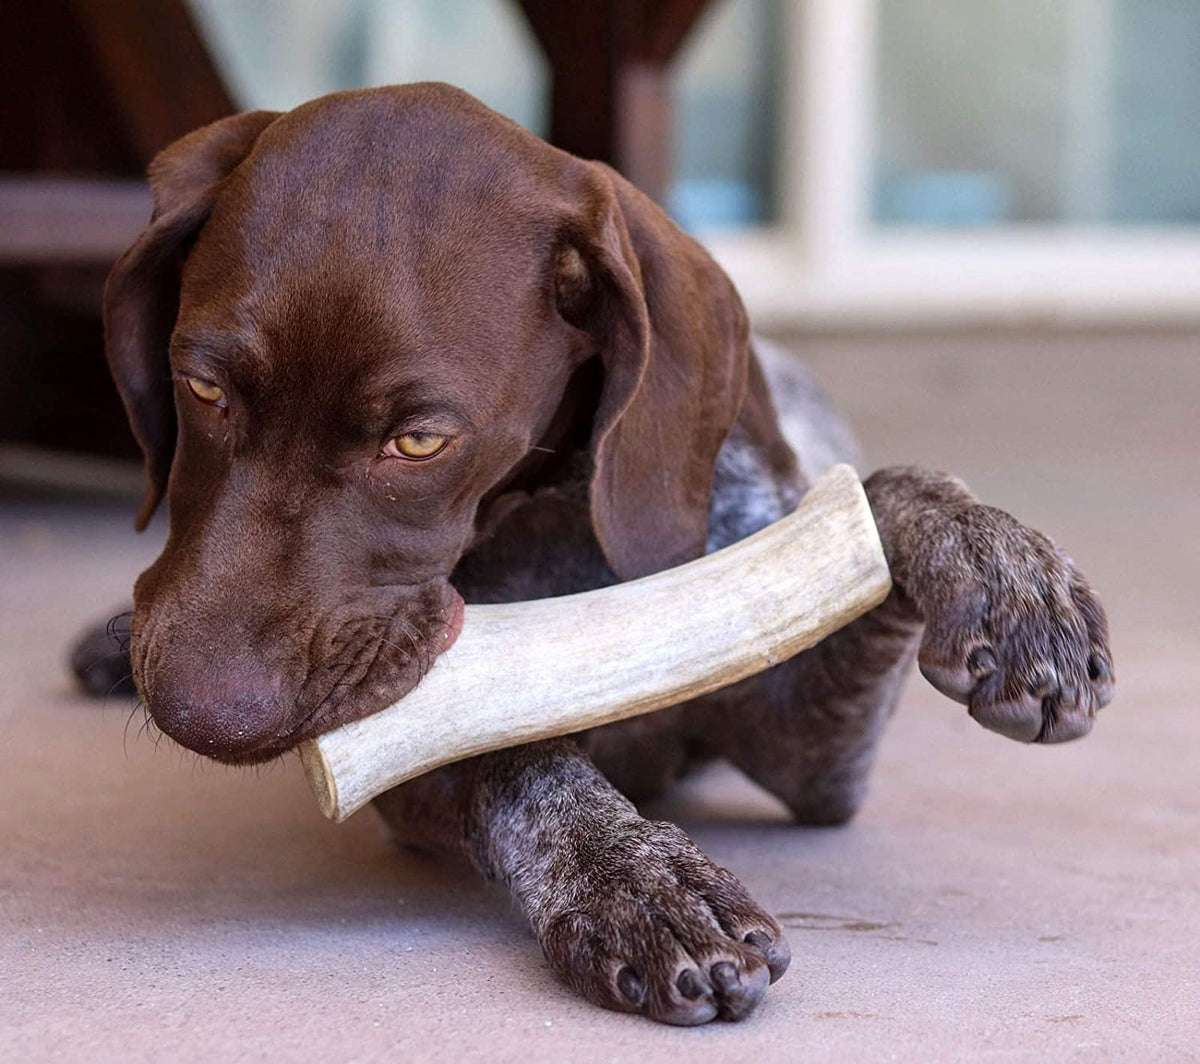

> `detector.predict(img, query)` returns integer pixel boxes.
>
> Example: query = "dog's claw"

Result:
[743,928,791,983]
[538,820,787,1025]
[675,968,706,1000]
[618,966,646,1006]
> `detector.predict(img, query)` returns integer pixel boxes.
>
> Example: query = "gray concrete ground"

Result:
[2,330,1197,1062]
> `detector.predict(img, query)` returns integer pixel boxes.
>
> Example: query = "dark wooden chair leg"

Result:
[515,0,716,203]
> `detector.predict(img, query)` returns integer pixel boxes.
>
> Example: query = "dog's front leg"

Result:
[374,739,790,1025]
[864,466,1114,742]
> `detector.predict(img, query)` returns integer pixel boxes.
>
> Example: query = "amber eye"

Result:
[184,376,225,405]
[384,432,450,461]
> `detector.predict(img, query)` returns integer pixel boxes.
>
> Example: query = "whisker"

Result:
[123,697,147,757]
[102,669,134,696]
[80,648,127,673]
[105,610,133,638]
[374,614,424,663]
[374,635,414,659]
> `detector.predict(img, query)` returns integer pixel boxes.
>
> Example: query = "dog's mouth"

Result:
[138,591,466,766]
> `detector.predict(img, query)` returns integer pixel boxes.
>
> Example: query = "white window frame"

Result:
[703,0,1200,327]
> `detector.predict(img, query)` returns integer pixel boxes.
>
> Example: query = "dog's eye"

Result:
[384,432,450,461]
[184,377,226,406]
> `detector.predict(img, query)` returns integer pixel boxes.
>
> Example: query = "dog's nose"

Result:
[148,657,290,758]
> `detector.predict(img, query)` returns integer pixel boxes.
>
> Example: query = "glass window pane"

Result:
[873,0,1200,228]
[1110,1,1200,224]
[670,0,783,232]
[187,0,781,233]
[186,0,547,136]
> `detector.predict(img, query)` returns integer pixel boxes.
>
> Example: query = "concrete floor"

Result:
[2,330,1198,1062]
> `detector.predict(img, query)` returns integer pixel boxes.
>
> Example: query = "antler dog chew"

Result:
[299,464,892,821]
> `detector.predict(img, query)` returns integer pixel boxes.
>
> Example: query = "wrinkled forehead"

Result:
[175,95,570,410]
[186,103,559,317]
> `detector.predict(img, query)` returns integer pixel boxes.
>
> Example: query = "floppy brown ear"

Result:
[564,164,750,581]
[104,110,279,529]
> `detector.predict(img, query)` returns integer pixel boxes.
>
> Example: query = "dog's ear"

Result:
[557,164,750,580]
[104,110,279,529]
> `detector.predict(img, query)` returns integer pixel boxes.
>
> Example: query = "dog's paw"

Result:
[915,505,1113,743]
[536,819,789,1025]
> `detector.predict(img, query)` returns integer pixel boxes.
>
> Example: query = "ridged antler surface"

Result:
[300,464,891,821]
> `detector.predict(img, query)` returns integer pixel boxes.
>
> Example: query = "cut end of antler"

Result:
[299,463,891,821]
[298,740,340,821]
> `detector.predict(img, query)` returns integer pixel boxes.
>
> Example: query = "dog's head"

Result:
[106,84,749,763]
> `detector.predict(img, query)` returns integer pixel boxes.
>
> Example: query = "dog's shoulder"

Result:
[456,340,860,598]
[706,339,858,553]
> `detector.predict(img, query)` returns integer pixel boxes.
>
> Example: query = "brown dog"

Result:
[90,83,1113,1025]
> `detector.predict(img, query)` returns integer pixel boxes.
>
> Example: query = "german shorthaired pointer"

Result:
[77,84,1113,1025]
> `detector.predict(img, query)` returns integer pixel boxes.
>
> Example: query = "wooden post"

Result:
[515,0,716,203]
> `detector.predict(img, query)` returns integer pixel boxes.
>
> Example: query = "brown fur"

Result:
[84,84,1113,1025]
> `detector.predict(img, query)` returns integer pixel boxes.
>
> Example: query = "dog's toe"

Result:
[537,819,787,1025]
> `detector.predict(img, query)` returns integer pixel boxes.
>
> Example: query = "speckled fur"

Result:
[370,340,1114,1024]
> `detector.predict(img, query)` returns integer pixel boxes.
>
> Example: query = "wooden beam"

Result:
[514,0,716,202]
[67,0,234,165]
[0,177,150,266]
[639,0,714,64]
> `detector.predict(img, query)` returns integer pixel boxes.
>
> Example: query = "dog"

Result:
[79,83,1113,1025]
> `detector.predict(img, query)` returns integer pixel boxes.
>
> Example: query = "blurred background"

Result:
[3,0,1200,470]
[3,4,1198,1060]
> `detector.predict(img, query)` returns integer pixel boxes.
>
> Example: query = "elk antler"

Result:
[299,464,891,821]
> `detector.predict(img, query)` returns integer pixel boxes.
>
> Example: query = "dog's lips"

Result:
[205,591,468,765]
[206,741,292,767]
[435,590,466,654]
